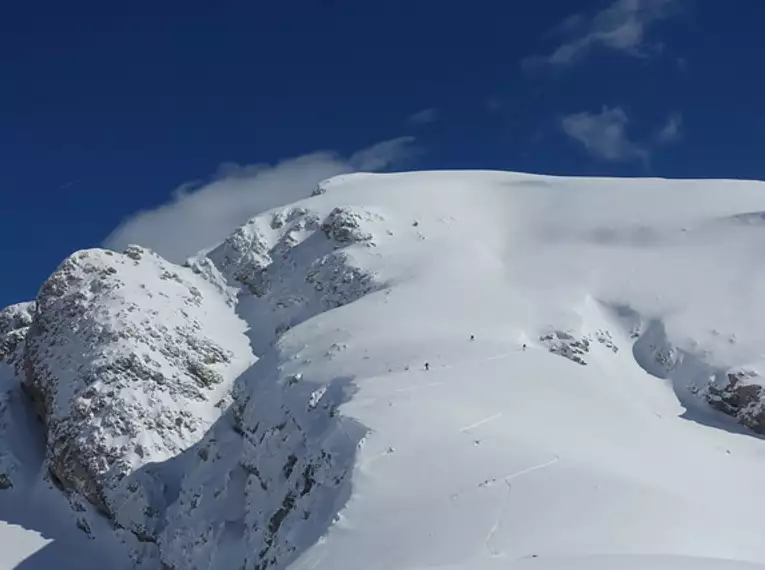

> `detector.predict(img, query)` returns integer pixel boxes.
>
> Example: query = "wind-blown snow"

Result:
[5,170,765,569]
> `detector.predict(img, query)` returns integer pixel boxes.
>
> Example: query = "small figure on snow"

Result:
[424,362,430,371]
[470,334,475,341]
[522,343,527,351]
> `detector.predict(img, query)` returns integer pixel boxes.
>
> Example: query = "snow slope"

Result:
[6,170,765,569]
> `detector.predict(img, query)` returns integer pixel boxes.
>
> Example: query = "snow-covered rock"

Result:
[0,301,35,368]
[155,203,383,569]
[0,302,36,491]
[706,369,765,433]
[157,365,363,570]
[20,246,253,542]
[538,330,592,365]
[200,204,381,353]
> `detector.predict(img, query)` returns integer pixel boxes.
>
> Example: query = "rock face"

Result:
[157,371,364,570]
[0,301,36,490]
[0,301,35,367]
[539,327,620,367]
[539,330,592,365]
[706,370,765,433]
[200,204,381,353]
[21,246,253,542]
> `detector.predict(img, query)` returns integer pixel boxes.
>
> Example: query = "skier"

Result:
[470,334,475,341]
[522,343,527,351]
[424,362,430,371]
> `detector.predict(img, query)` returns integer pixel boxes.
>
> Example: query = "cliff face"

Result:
[19,245,253,545]
[0,301,36,490]
[0,301,35,368]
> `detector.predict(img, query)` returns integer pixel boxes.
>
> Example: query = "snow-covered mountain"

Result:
[4,170,765,569]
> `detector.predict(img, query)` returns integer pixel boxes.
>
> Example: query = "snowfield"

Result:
[4,170,765,569]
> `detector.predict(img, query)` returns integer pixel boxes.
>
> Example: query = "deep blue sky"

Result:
[1,0,764,306]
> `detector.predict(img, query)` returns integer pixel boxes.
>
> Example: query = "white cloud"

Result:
[562,106,648,162]
[657,112,682,143]
[103,137,417,263]
[525,0,679,68]
[407,108,437,125]
[349,136,417,171]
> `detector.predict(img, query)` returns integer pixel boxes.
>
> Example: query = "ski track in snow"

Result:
[483,456,560,558]
[459,413,503,433]
[484,479,513,558]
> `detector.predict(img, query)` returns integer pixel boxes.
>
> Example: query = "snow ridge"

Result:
[157,202,383,569]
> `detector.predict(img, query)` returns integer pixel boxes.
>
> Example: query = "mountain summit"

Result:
[3,171,765,570]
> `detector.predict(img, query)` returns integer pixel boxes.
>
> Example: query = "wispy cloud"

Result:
[349,136,418,170]
[525,0,680,69]
[561,106,648,162]
[103,137,418,262]
[407,108,437,125]
[656,112,682,144]
[55,178,83,192]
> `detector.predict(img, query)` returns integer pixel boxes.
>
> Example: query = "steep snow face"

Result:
[21,246,253,543]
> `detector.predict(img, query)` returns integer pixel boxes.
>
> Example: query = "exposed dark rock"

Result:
[706,370,765,433]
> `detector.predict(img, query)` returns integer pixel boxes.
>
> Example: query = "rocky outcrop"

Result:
[0,385,19,490]
[0,301,36,491]
[320,207,377,245]
[205,204,380,297]
[539,328,620,366]
[706,370,765,434]
[0,384,22,490]
[594,329,619,353]
[200,204,382,352]
[0,301,35,367]
[539,330,592,365]
[157,370,363,570]
[154,204,383,569]
[21,246,253,541]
